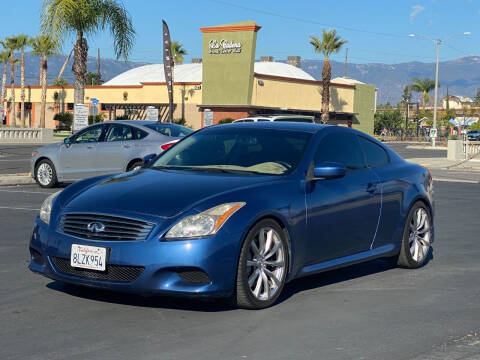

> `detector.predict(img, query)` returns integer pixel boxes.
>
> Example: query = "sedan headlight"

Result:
[39,191,62,225]
[165,202,245,239]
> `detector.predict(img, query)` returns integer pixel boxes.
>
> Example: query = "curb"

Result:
[0,173,35,186]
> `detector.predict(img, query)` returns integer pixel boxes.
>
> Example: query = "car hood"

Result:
[62,168,280,218]
[37,142,62,153]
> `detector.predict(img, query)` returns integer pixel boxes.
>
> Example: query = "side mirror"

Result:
[142,153,157,168]
[313,162,346,180]
[64,137,72,147]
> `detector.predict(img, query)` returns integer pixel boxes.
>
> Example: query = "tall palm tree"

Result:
[310,29,347,124]
[170,41,187,120]
[0,50,11,116]
[16,34,32,127]
[409,78,438,108]
[1,37,21,126]
[41,0,135,105]
[32,35,58,129]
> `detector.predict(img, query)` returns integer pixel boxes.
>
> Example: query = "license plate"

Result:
[70,244,107,271]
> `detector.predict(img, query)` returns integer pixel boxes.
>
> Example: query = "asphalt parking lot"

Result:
[1,178,479,360]
[0,145,40,174]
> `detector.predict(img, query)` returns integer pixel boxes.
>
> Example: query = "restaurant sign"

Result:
[209,39,242,54]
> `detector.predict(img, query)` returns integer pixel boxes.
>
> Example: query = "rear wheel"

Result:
[35,159,58,188]
[235,219,288,309]
[397,202,433,268]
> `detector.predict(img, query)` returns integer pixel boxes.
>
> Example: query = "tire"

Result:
[35,159,58,188]
[397,202,433,268]
[235,219,288,309]
[127,160,143,172]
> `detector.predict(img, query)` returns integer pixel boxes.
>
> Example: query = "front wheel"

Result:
[397,202,433,268]
[35,159,58,188]
[235,219,288,309]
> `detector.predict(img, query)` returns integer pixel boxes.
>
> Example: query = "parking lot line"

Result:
[434,178,479,184]
[0,206,40,211]
[0,189,54,194]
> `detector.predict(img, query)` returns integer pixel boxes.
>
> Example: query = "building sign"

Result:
[203,109,213,127]
[209,39,242,54]
[73,104,89,131]
[146,106,159,121]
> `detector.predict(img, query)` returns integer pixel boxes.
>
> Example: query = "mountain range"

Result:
[4,52,480,105]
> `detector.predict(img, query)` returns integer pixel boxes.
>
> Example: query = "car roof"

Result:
[111,120,181,126]
[211,122,327,133]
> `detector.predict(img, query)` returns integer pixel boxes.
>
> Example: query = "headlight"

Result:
[39,191,62,225]
[165,202,245,239]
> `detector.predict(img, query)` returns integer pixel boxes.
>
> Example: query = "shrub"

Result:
[449,135,459,140]
[88,113,105,125]
[173,118,187,126]
[218,118,234,124]
[53,112,73,130]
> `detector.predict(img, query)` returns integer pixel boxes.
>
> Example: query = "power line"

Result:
[207,0,406,39]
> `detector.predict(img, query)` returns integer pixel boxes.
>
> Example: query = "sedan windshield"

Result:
[152,128,312,175]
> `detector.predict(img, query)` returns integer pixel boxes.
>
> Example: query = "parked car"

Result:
[233,114,315,123]
[31,120,194,188]
[467,130,480,141]
[29,122,434,309]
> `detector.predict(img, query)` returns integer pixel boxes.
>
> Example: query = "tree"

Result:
[16,34,32,127]
[52,77,68,86]
[41,0,135,105]
[310,29,347,124]
[374,109,403,134]
[169,41,187,121]
[1,37,21,126]
[409,78,437,107]
[86,71,102,85]
[32,35,58,128]
[0,50,11,114]
[401,85,412,104]
[474,88,480,107]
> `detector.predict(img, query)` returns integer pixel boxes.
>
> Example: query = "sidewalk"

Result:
[407,157,480,171]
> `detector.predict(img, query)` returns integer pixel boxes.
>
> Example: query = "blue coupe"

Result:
[29,122,434,309]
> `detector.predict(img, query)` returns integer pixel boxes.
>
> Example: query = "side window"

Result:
[73,125,104,143]
[132,127,148,140]
[358,136,389,168]
[314,132,366,170]
[107,125,134,142]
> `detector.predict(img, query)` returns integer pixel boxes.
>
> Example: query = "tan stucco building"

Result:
[3,21,376,134]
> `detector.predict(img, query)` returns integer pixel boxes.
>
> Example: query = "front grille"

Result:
[60,213,155,241]
[50,257,144,283]
[176,268,211,284]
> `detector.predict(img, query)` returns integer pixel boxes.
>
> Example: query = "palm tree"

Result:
[310,29,347,124]
[32,35,58,128]
[409,78,438,108]
[41,0,135,105]
[16,34,32,127]
[1,37,21,126]
[0,50,11,116]
[170,41,187,121]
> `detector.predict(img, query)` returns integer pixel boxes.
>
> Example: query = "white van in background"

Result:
[233,114,315,123]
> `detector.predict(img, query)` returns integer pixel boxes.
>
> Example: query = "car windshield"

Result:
[151,128,312,175]
[145,124,194,137]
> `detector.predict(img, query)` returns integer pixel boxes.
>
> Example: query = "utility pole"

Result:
[432,40,440,147]
[344,48,348,77]
[405,102,409,138]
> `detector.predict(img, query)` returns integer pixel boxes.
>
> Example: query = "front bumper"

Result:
[28,217,242,297]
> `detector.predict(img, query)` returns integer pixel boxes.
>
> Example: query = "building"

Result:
[3,21,376,134]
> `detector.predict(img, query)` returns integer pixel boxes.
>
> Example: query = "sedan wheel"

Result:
[397,202,432,268]
[235,220,288,309]
[35,160,58,188]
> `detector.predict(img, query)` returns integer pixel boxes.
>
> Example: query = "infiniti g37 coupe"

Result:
[29,123,434,309]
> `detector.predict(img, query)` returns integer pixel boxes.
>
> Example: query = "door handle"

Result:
[123,144,131,149]
[87,145,95,149]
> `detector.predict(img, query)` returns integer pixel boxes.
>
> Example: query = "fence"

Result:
[0,128,54,143]
[465,141,480,158]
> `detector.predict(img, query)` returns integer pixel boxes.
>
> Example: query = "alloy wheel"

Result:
[37,163,53,186]
[246,227,286,301]
[409,207,431,262]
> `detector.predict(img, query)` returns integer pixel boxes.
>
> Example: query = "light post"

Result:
[408,32,470,147]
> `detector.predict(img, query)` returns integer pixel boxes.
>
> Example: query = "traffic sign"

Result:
[429,128,437,138]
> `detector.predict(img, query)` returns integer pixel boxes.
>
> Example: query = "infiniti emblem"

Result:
[86,222,106,233]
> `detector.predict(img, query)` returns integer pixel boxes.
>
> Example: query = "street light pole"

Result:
[408,32,470,147]
[432,40,440,147]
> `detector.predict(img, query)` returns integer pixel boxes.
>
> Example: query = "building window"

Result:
[67,103,74,111]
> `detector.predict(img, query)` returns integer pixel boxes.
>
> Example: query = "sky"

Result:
[0,0,478,65]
